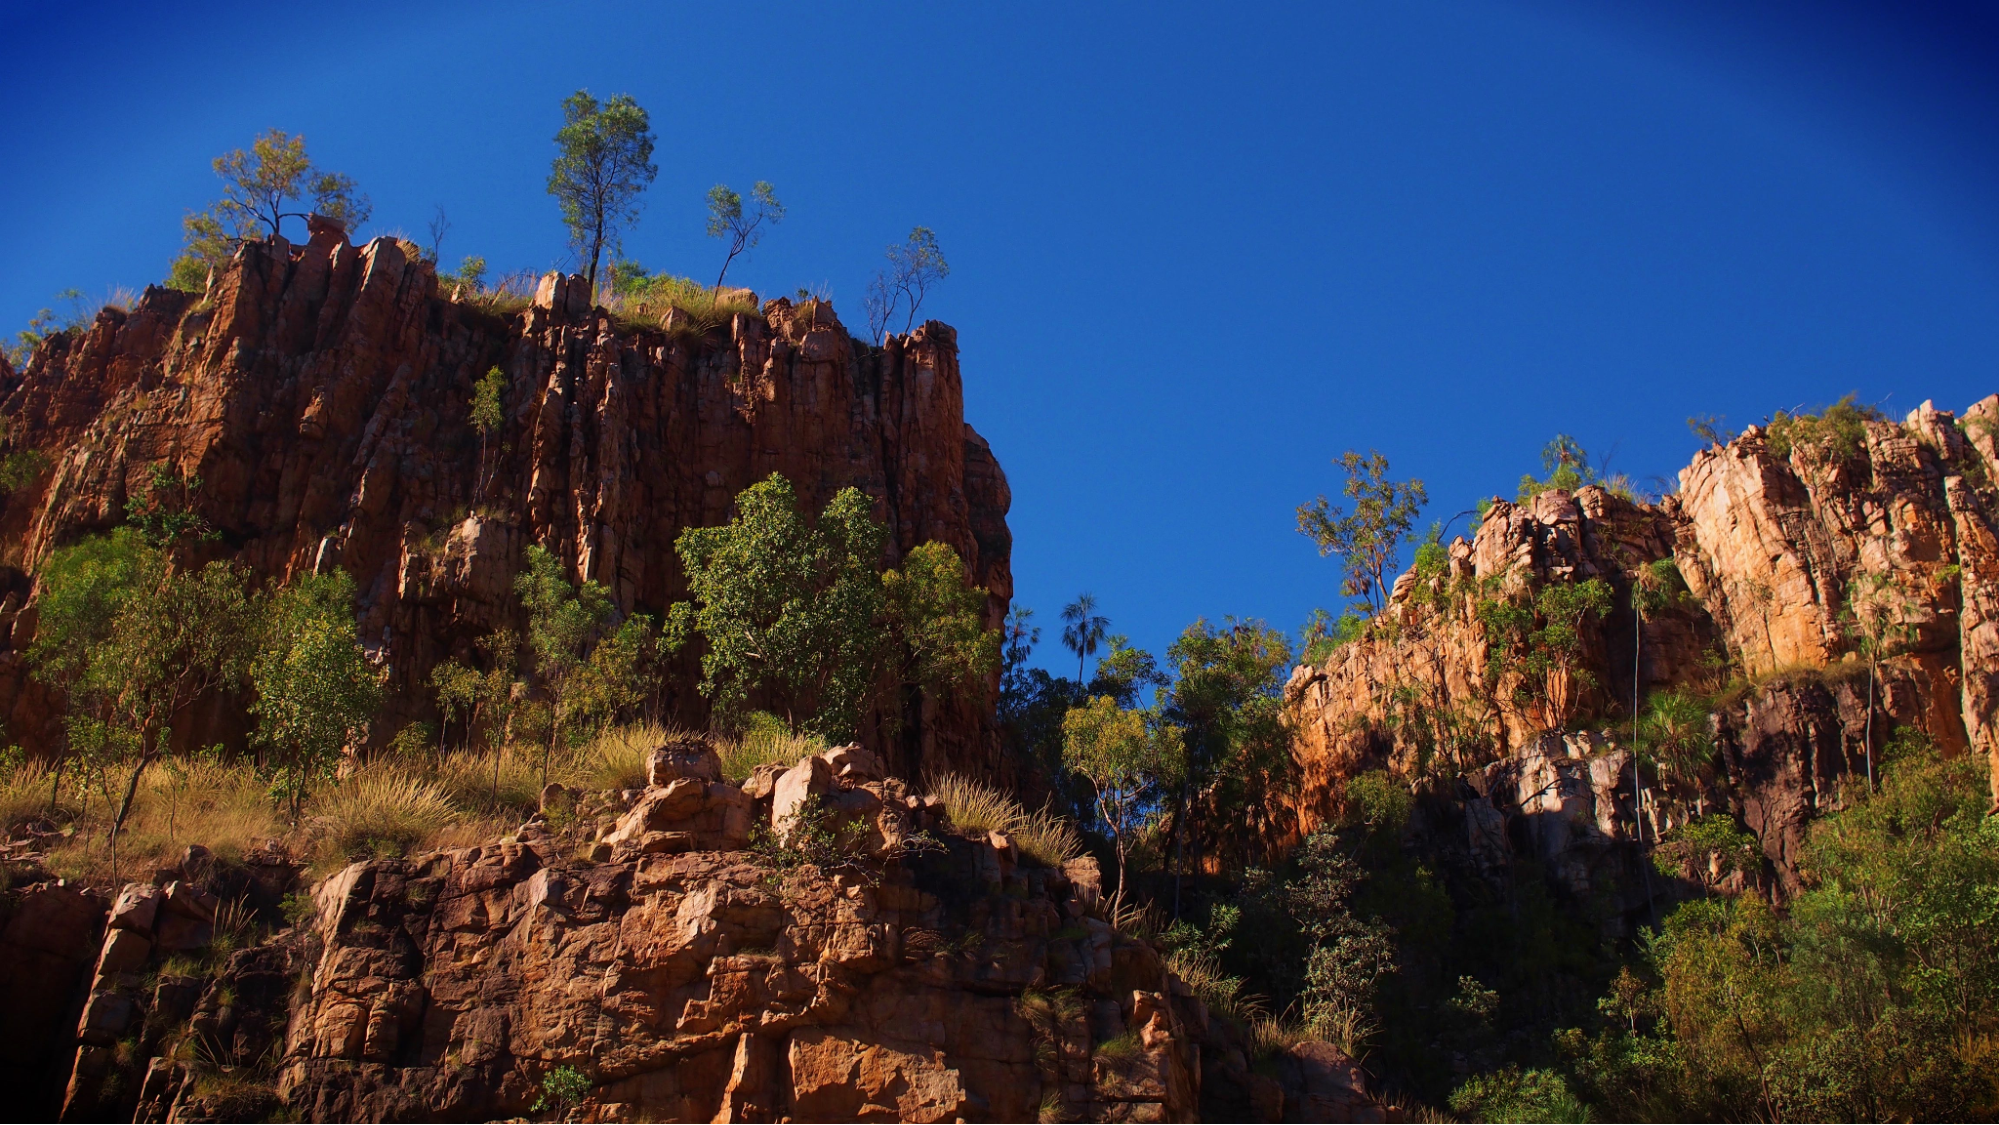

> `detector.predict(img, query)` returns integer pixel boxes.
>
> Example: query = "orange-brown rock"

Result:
[1285,397,1999,883]
[0,231,1013,779]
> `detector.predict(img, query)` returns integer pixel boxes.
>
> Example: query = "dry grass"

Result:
[430,745,546,819]
[308,769,455,869]
[715,712,821,782]
[924,772,1084,867]
[29,758,282,886]
[1,761,54,834]
[1166,948,1264,1024]
[569,722,666,791]
[603,275,760,337]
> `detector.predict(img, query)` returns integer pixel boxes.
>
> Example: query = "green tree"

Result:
[1517,434,1594,501]
[671,474,888,739]
[883,540,1000,698]
[1059,594,1110,684]
[548,90,658,294]
[1063,695,1185,903]
[1164,618,1295,889]
[705,181,784,288]
[249,570,381,820]
[515,545,618,786]
[431,657,483,755]
[30,528,254,847]
[169,130,372,287]
[1480,578,1613,730]
[1297,450,1428,616]
[470,365,507,494]
[864,226,951,344]
[1839,571,1917,791]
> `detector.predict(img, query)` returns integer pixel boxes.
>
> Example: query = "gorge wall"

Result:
[1284,396,1999,900]
[0,228,1013,779]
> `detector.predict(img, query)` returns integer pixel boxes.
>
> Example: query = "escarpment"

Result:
[0,228,1012,779]
[1285,396,1999,896]
[12,740,1379,1124]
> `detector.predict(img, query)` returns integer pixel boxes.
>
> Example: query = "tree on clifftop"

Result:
[167,129,372,292]
[1297,450,1428,616]
[548,90,657,296]
[706,181,784,288]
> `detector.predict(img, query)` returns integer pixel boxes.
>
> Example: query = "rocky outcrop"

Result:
[0,229,1013,779]
[1285,396,1999,888]
[18,741,1380,1123]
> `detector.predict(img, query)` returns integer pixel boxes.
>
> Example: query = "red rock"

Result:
[0,237,1013,781]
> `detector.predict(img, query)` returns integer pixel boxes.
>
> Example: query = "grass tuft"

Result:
[309,770,456,868]
[924,773,1084,867]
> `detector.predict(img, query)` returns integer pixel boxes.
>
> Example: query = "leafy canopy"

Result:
[250,570,381,818]
[170,130,371,289]
[1297,449,1427,616]
[705,181,784,288]
[548,90,658,292]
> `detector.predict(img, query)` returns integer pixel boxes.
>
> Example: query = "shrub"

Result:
[311,770,455,865]
[604,272,760,336]
[1765,394,1884,461]
[1450,1067,1592,1123]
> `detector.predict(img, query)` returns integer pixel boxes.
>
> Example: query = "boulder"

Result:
[108,883,161,933]
[770,755,834,838]
[649,737,723,787]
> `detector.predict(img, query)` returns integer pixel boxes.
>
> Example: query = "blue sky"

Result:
[5,0,1999,672]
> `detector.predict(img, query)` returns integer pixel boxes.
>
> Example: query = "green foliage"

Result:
[1343,769,1411,842]
[1765,393,1885,462]
[249,571,382,820]
[1298,607,1365,665]
[125,462,216,546]
[452,255,488,289]
[514,545,649,778]
[548,90,658,291]
[705,180,784,287]
[0,448,49,493]
[671,474,887,739]
[1573,747,1999,1121]
[883,541,1000,696]
[30,526,255,840]
[673,475,994,742]
[1063,695,1185,899]
[1450,1067,1592,1123]
[1059,594,1110,683]
[170,129,370,286]
[1478,578,1613,730]
[1687,413,1733,447]
[1164,618,1295,869]
[1296,449,1428,616]
[864,226,951,344]
[470,366,507,435]
[1638,688,1714,785]
[532,1064,592,1116]
[1650,813,1760,884]
[1517,434,1595,502]
[1090,634,1167,708]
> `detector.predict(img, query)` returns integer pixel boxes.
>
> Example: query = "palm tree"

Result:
[1061,594,1111,684]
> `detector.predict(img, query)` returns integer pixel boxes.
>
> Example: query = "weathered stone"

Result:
[649,737,723,787]
[0,241,1013,783]
[770,755,833,838]
[108,882,161,933]
[95,927,151,974]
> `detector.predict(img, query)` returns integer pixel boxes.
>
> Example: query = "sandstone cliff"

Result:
[0,229,1013,778]
[7,740,1379,1124]
[1285,397,1999,891]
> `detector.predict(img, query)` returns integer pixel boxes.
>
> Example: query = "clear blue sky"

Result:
[6,0,1999,672]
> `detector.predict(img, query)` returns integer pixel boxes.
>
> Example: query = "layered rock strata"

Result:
[1286,397,1999,885]
[0,228,1013,778]
[22,742,1380,1123]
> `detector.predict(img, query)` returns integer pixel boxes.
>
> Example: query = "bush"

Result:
[1765,394,1884,461]
[1450,1067,1592,1123]
[603,271,760,336]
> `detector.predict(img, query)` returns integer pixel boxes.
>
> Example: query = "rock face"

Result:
[1285,398,1999,888]
[21,742,1377,1123]
[0,231,1013,779]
